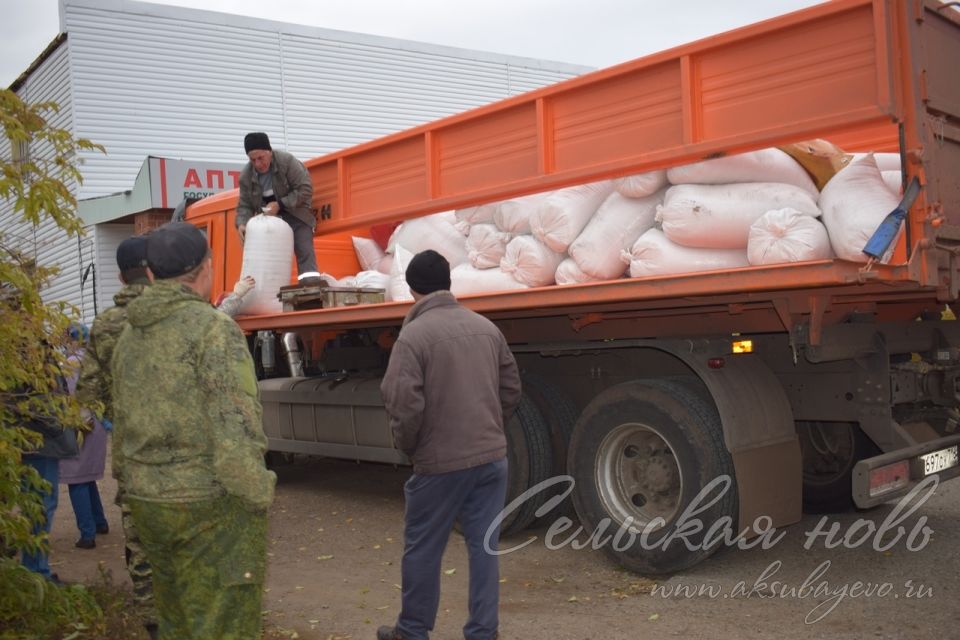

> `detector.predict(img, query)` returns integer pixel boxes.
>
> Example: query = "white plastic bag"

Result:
[466,223,513,270]
[555,258,600,285]
[531,181,614,253]
[667,148,819,197]
[352,236,385,272]
[376,253,394,276]
[501,235,565,287]
[568,189,663,280]
[387,245,415,302]
[387,211,469,267]
[852,152,900,172]
[354,270,391,290]
[819,154,901,263]
[614,170,668,198]
[625,228,749,277]
[881,170,902,194]
[238,214,293,315]
[450,264,529,296]
[657,182,821,250]
[747,208,833,265]
[455,203,499,225]
[493,192,552,235]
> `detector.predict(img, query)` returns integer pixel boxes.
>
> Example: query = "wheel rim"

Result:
[595,422,683,530]
[799,422,856,487]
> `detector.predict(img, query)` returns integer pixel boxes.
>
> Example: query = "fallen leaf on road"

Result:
[444,568,456,576]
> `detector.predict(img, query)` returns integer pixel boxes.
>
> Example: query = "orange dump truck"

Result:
[186,0,960,573]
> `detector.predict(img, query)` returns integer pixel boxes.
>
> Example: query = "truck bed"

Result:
[187,0,960,342]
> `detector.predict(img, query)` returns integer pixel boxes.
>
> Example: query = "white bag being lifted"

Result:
[238,214,293,315]
[568,189,663,280]
[819,154,901,263]
[530,181,614,253]
[666,147,819,198]
[747,208,833,266]
[501,235,565,287]
[657,182,821,250]
[624,228,750,278]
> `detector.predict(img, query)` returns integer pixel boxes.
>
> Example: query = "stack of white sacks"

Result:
[349,148,903,300]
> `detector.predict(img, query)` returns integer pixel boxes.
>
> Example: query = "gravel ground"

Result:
[49,454,960,639]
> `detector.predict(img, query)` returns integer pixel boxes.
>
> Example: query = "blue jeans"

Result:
[21,455,59,578]
[68,481,108,540]
[397,459,508,640]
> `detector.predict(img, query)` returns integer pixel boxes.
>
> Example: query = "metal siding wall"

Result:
[65,4,286,199]
[8,44,88,318]
[63,2,588,199]
[94,223,135,314]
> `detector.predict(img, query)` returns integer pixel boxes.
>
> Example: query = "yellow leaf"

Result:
[568,596,578,603]
[444,568,456,576]
[649,613,660,621]
[317,554,334,561]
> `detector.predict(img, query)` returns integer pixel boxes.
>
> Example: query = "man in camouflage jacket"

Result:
[76,236,157,636]
[111,222,276,640]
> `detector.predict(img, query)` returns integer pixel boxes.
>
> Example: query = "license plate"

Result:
[920,445,959,476]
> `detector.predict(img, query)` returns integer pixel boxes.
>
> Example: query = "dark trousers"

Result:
[68,481,108,540]
[397,458,508,640]
[21,455,59,577]
[279,212,318,275]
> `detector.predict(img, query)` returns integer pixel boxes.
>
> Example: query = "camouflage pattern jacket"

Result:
[112,280,275,511]
[76,283,147,421]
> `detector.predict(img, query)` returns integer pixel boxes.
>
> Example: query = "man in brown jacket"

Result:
[378,250,521,640]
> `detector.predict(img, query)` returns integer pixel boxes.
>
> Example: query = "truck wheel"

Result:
[798,421,879,513]
[501,394,554,535]
[521,372,579,521]
[568,379,737,574]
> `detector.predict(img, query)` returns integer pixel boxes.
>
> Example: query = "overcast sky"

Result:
[1,0,826,87]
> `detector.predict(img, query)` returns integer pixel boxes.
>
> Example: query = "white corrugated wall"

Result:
[0,42,90,317]
[92,223,136,314]
[62,0,589,199]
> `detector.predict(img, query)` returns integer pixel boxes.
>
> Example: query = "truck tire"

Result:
[521,372,579,521]
[501,394,554,535]
[798,421,879,513]
[568,379,737,574]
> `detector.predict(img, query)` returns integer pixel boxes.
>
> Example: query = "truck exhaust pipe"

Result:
[282,332,305,377]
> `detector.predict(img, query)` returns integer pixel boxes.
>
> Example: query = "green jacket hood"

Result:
[112,282,148,308]
[126,280,208,328]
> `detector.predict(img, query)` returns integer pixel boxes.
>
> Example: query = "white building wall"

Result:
[0,42,90,317]
[92,223,136,313]
[62,0,589,199]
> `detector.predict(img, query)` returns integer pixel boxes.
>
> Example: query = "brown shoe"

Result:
[75,538,96,549]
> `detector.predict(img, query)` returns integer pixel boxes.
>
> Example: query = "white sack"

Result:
[376,253,394,276]
[352,236,385,272]
[819,154,901,263]
[657,182,821,250]
[494,192,552,235]
[555,258,600,285]
[531,181,615,253]
[614,170,668,198]
[387,245,415,302]
[501,235,565,287]
[625,228,750,278]
[455,203,499,225]
[747,208,833,265]
[568,189,663,280]
[882,170,902,194]
[853,152,900,172]
[354,270,391,290]
[667,148,819,197]
[239,214,293,315]
[450,264,529,296]
[466,223,513,270]
[387,211,469,267]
